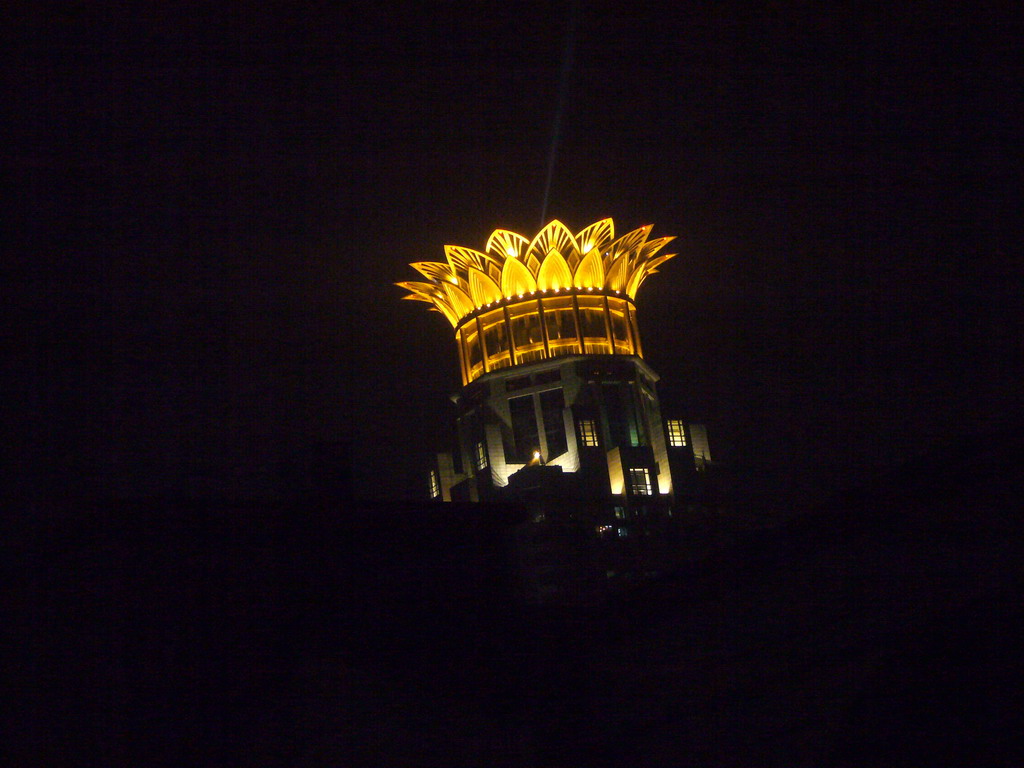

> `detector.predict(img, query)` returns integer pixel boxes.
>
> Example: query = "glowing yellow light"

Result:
[533,450,541,460]
[397,218,676,327]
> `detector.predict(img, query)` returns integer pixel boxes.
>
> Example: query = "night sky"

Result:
[7,1,1022,503]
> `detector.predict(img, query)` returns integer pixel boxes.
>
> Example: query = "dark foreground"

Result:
[9,434,1023,766]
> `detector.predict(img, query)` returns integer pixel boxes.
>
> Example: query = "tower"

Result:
[398,218,709,520]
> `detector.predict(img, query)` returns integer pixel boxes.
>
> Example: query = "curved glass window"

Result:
[541,296,579,357]
[508,301,545,365]
[463,324,484,382]
[455,328,469,385]
[458,294,644,383]
[628,304,643,358]
[577,295,612,355]
[607,298,633,355]
[479,308,511,371]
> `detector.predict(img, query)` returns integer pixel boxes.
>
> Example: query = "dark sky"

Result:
[6,1,1022,502]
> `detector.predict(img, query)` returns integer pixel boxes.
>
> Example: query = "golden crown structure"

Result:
[398,218,677,385]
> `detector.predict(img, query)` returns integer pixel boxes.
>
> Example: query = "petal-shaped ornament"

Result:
[396,280,444,301]
[638,236,675,262]
[410,261,456,283]
[563,243,584,272]
[625,268,647,299]
[626,255,674,299]
[398,281,459,325]
[468,268,503,307]
[524,220,577,269]
[536,249,573,292]
[486,229,529,260]
[644,253,676,274]
[525,251,542,277]
[443,282,476,320]
[573,247,605,289]
[605,254,631,292]
[606,224,653,266]
[433,302,462,327]
[400,293,438,304]
[444,246,489,279]
[574,218,615,256]
[500,255,538,298]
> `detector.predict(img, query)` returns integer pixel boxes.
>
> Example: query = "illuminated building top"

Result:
[397,218,676,328]
[400,216,711,531]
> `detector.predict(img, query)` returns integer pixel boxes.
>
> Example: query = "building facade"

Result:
[399,218,711,524]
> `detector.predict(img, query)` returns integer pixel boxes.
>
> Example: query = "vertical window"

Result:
[479,308,511,371]
[508,300,546,365]
[428,470,440,499]
[667,419,686,447]
[577,295,611,354]
[540,388,567,459]
[628,467,652,496]
[578,418,598,447]
[602,382,647,448]
[629,387,648,447]
[541,296,580,357]
[474,441,488,471]
[454,328,468,385]
[602,382,627,449]
[627,305,643,358]
[463,324,484,382]
[509,394,539,463]
[607,297,633,355]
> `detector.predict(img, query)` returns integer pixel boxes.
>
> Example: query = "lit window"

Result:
[541,296,579,357]
[607,298,634,355]
[479,308,511,371]
[577,295,611,354]
[578,419,598,447]
[667,419,686,447]
[508,300,545,365]
[463,326,484,382]
[428,470,440,499]
[628,467,652,496]
[474,441,488,470]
